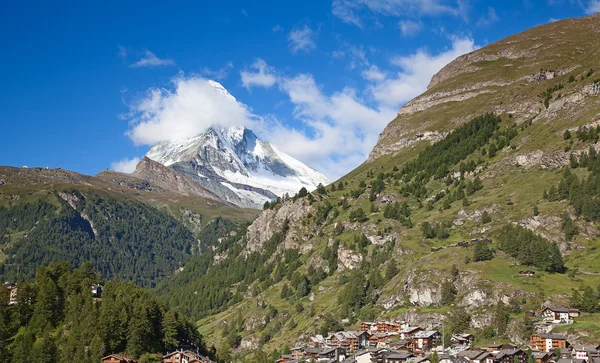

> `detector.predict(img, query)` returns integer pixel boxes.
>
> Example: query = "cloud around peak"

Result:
[125,76,256,146]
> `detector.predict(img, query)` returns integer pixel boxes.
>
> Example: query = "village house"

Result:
[319,347,347,361]
[376,351,414,362]
[532,352,552,363]
[487,345,517,353]
[377,321,402,332]
[493,349,527,363]
[569,308,581,318]
[439,354,471,363]
[411,331,440,352]
[163,350,214,363]
[91,283,103,298]
[361,322,376,331]
[389,340,412,350]
[529,333,568,352]
[452,334,475,346]
[100,354,139,363]
[572,345,600,360]
[4,281,18,305]
[541,307,572,324]
[457,349,494,363]
[309,334,326,347]
[400,327,423,341]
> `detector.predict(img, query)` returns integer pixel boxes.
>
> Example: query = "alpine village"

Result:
[3,5,600,363]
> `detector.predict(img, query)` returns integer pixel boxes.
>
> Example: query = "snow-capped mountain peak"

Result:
[145,125,329,209]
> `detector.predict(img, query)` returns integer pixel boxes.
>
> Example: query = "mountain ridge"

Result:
[145,125,330,209]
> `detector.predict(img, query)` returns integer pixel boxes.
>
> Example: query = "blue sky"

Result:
[1,0,599,179]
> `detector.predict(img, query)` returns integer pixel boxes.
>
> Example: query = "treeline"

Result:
[0,190,195,286]
[0,262,210,363]
[496,225,565,273]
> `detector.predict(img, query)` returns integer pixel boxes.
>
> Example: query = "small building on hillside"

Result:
[400,327,423,340]
[493,349,527,363]
[91,283,103,298]
[4,282,18,305]
[519,271,535,277]
[572,345,600,360]
[411,331,441,352]
[452,334,475,346]
[541,307,572,324]
[529,333,568,352]
[100,354,139,363]
[532,351,552,363]
[457,349,494,363]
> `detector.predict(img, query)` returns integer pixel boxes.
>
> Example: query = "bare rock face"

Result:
[337,247,363,270]
[244,198,314,253]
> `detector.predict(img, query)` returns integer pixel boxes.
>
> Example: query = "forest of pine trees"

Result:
[496,225,565,273]
[0,191,195,287]
[0,263,211,363]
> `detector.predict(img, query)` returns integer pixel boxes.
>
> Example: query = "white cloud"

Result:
[332,0,465,27]
[398,20,423,36]
[586,0,600,14]
[110,157,141,173]
[271,74,396,178]
[125,76,256,145]
[362,65,386,81]
[272,24,283,32]
[476,6,499,27]
[367,36,478,108]
[130,50,175,68]
[288,26,317,54]
[240,59,277,89]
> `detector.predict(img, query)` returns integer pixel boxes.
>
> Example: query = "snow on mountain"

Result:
[144,79,329,209]
[146,126,329,208]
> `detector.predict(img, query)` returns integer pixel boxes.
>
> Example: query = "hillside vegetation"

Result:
[148,14,600,361]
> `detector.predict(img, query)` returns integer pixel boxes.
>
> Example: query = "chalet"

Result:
[301,347,323,360]
[532,352,552,363]
[572,346,600,360]
[529,333,568,352]
[488,345,517,353]
[557,348,572,359]
[411,331,440,352]
[457,349,494,363]
[439,355,471,363]
[4,281,17,305]
[452,334,475,346]
[163,350,213,363]
[91,283,103,298]
[569,308,581,318]
[406,357,431,363]
[519,271,535,277]
[493,349,527,363]
[101,354,139,363]
[329,331,365,352]
[309,334,326,347]
[541,307,572,324]
[319,347,347,361]
[361,322,376,331]
[371,332,401,347]
[389,340,412,350]
[377,321,402,332]
[379,351,414,362]
[400,327,423,340]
